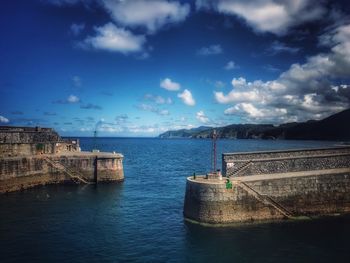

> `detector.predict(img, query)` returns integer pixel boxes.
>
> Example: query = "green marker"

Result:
[226,179,232,189]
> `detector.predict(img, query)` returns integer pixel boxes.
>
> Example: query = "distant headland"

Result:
[159,108,350,141]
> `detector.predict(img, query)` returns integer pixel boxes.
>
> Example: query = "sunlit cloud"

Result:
[178,89,195,106]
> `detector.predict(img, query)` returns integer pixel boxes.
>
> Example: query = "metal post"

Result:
[94,156,98,184]
[212,129,217,173]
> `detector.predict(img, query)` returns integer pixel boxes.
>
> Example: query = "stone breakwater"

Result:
[0,126,124,193]
[184,147,350,224]
[0,152,124,193]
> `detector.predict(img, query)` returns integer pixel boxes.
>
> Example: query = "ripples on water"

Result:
[1,138,349,262]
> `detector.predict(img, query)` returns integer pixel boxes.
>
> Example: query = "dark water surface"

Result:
[1,138,350,262]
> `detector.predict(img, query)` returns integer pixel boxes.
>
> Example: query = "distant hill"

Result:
[158,126,211,138]
[158,109,350,140]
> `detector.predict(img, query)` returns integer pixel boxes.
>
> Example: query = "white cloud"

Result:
[197,44,222,56]
[160,78,181,91]
[214,78,264,103]
[197,0,326,35]
[178,89,195,106]
[196,110,209,123]
[214,23,350,123]
[224,103,287,118]
[0,115,9,123]
[67,94,80,103]
[82,23,146,54]
[103,0,190,32]
[224,60,238,70]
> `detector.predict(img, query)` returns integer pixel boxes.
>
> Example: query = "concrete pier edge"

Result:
[184,146,350,224]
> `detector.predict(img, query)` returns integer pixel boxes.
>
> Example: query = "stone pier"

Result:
[0,126,124,193]
[184,146,350,224]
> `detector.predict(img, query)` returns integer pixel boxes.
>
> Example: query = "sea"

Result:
[1,138,350,263]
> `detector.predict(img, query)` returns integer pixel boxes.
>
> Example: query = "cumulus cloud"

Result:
[0,115,9,123]
[178,89,195,106]
[224,60,238,70]
[103,0,190,32]
[224,103,287,119]
[197,44,223,56]
[160,78,181,91]
[215,23,350,123]
[82,23,146,54]
[197,0,326,35]
[196,110,210,123]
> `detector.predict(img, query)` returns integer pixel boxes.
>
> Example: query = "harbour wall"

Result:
[184,147,350,224]
[0,154,124,193]
[0,126,124,193]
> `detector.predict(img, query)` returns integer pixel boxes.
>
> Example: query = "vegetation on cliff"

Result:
[159,109,350,140]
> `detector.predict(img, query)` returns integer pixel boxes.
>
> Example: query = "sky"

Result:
[0,0,350,137]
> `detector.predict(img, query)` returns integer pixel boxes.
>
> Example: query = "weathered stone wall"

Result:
[246,171,350,216]
[0,126,80,156]
[55,155,124,182]
[0,126,124,193]
[0,129,60,144]
[0,143,56,157]
[184,169,350,224]
[54,141,80,154]
[223,147,350,177]
[0,154,124,193]
[0,156,67,193]
[184,178,284,224]
[184,147,350,224]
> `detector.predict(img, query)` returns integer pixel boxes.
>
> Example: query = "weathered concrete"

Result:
[0,153,124,193]
[184,147,350,224]
[0,126,124,193]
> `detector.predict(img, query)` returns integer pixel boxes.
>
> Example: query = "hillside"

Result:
[158,109,350,140]
[158,126,211,138]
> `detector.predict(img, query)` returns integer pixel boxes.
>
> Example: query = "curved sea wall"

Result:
[184,147,350,224]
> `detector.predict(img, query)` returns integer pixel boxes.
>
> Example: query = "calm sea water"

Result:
[1,138,350,262]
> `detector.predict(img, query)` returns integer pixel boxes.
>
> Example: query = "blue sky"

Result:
[1,0,350,136]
